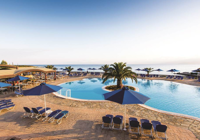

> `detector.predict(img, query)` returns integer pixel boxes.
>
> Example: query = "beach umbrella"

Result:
[141,68,148,71]
[99,68,102,70]
[63,68,69,71]
[192,69,200,72]
[135,68,141,74]
[7,75,29,91]
[77,68,84,71]
[103,87,150,130]
[155,68,163,72]
[154,68,163,75]
[7,75,29,82]
[0,82,12,88]
[167,69,179,76]
[23,83,62,115]
[92,68,97,70]
[192,69,200,78]
[0,82,11,92]
[60,68,63,70]
[88,68,92,70]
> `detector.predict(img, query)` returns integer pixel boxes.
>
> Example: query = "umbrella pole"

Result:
[44,95,46,116]
[124,104,126,131]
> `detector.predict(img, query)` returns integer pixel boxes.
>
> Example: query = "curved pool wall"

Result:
[58,78,200,118]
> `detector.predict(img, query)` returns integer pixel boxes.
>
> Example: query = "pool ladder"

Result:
[58,89,71,98]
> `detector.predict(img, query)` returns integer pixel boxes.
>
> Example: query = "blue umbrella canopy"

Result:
[23,83,62,96]
[63,68,69,71]
[77,68,84,71]
[155,68,163,72]
[23,83,62,115]
[136,68,141,71]
[92,68,97,70]
[142,68,148,72]
[88,68,92,70]
[7,75,29,82]
[0,82,11,88]
[103,87,150,105]
[103,87,150,130]
[167,69,179,72]
[192,69,200,72]
[104,68,109,71]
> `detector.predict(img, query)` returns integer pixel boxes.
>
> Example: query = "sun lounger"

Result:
[14,90,23,97]
[23,107,43,118]
[102,114,113,129]
[42,109,62,122]
[83,73,87,76]
[0,102,14,108]
[140,119,153,138]
[49,110,69,124]
[151,121,167,139]
[129,117,140,134]
[113,115,123,130]
[0,99,12,104]
[0,104,15,113]
[32,107,51,119]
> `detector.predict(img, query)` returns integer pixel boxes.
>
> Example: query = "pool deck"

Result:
[0,76,200,140]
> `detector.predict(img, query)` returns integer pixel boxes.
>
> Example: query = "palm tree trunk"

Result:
[117,79,123,88]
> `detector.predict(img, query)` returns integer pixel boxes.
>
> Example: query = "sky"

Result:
[0,0,200,65]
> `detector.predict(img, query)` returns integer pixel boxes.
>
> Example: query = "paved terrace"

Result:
[0,76,199,140]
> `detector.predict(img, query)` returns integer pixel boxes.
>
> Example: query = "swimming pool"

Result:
[59,78,200,118]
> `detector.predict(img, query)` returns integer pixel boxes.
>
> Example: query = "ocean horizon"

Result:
[32,64,200,75]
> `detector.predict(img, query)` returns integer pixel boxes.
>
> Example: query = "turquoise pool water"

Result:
[59,78,200,118]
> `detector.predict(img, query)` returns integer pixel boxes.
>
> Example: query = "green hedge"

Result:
[105,85,136,91]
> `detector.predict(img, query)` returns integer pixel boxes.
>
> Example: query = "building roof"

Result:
[0,67,56,79]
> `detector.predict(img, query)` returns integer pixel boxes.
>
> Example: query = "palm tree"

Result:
[102,62,137,88]
[65,66,74,75]
[45,65,55,69]
[101,64,109,73]
[143,68,154,75]
[53,67,57,70]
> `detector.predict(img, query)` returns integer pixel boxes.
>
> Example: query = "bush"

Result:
[105,85,136,91]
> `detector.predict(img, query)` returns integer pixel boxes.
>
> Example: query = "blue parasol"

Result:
[103,87,150,130]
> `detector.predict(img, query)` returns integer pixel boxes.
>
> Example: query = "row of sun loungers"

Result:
[23,107,69,124]
[166,75,183,80]
[140,74,159,78]
[69,73,88,77]
[0,99,15,113]
[186,76,196,79]
[91,72,101,76]
[102,114,167,139]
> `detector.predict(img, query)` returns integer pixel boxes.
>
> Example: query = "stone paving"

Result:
[0,76,199,140]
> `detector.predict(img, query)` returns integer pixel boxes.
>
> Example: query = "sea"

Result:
[32,64,200,75]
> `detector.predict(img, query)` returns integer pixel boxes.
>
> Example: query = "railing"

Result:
[58,89,71,98]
